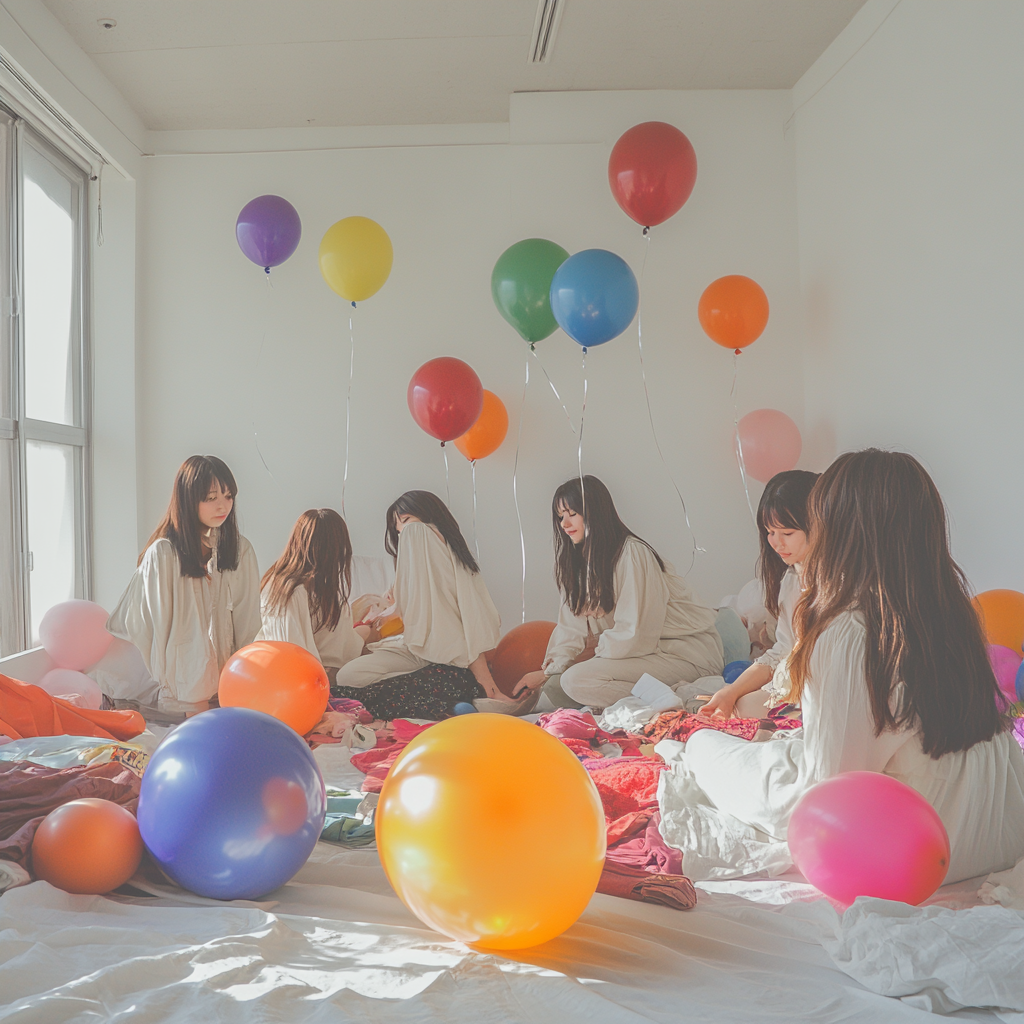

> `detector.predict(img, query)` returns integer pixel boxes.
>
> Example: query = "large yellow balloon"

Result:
[318,216,393,302]
[377,714,605,950]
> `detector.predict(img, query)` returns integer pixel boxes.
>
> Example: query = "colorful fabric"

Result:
[605,811,682,876]
[327,698,374,724]
[537,709,644,758]
[331,663,484,722]
[596,861,697,911]
[348,743,407,794]
[641,709,762,744]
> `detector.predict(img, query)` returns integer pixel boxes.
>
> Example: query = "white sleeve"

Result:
[257,586,320,660]
[755,569,800,671]
[594,541,668,661]
[229,537,262,650]
[544,598,589,675]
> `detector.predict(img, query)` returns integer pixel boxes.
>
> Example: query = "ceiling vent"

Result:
[528,0,565,64]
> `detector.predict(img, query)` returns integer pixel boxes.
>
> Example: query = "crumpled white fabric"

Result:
[309,712,376,749]
[980,856,1024,911]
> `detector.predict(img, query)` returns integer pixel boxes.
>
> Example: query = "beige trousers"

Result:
[332,645,432,689]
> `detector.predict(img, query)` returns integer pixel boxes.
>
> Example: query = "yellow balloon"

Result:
[318,216,393,302]
[377,714,606,950]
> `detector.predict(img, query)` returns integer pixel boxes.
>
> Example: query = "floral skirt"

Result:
[331,663,485,721]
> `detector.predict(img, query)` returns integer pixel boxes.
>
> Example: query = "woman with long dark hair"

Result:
[515,475,722,708]
[100,455,261,705]
[332,490,506,706]
[257,509,366,683]
[661,450,1024,882]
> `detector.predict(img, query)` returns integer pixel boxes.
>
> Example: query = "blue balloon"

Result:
[453,702,478,715]
[549,249,639,348]
[1016,660,1024,704]
[138,707,326,900]
[723,660,753,686]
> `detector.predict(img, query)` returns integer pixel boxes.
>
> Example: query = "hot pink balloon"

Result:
[38,600,113,671]
[789,772,950,906]
[737,409,802,483]
[37,669,103,710]
[988,644,1022,703]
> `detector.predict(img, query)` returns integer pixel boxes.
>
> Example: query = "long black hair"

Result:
[384,491,480,574]
[552,475,664,617]
[756,470,819,618]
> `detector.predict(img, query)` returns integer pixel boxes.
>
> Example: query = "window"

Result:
[0,106,91,655]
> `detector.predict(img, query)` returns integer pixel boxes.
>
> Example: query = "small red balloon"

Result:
[407,357,484,443]
[608,122,698,228]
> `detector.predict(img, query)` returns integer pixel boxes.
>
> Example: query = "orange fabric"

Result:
[0,673,145,742]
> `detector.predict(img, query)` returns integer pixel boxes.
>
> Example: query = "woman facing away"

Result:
[257,508,367,684]
[97,455,261,706]
[659,449,1024,883]
[701,470,819,720]
[515,475,723,709]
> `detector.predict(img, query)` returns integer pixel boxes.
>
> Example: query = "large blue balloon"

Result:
[549,249,639,348]
[138,707,326,900]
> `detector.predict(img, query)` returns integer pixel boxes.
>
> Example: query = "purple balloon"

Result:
[235,194,301,271]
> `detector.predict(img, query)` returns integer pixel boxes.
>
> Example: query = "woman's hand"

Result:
[469,653,514,702]
[512,670,548,697]
[698,686,737,719]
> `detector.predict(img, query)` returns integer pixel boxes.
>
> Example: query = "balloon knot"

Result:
[264,266,271,274]
[529,343,536,352]
[440,441,446,448]
[642,226,650,236]
[735,348,742,356]
[582,346,588,356]
[351,301,357,308]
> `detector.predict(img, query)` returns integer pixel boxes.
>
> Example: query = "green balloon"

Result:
[491,238,570,343]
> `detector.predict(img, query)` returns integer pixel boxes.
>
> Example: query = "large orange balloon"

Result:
[453,389,508,462]
[974,590,1024,654]
[219,640,329,736]
[32,798,143,894]
[698,275,769,351]
[377,715,605,949]
[487,620,555,696]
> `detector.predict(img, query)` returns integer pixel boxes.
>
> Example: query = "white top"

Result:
[754,566,800,672]
[256,584,364,669]
[658,610,1024,882]
[544,536,722,676]
[374,521,500,668]
[103,530,262,704]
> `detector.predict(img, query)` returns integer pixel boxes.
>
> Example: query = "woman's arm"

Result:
[469,653,514,701]
[542,598,589,676]
[699,662,773,718]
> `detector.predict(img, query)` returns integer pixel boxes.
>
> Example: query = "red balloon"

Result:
[407,357,484,442]
[487,621,556,697]
[608,122,698,228]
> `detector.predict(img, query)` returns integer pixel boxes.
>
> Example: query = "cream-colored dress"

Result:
[334,522,501,688]
[96,530,261,705]
[658,610,1024,883]
[256,584,364,670]
[546,536,724,708]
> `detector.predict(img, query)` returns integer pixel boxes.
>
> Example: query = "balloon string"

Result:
[529,346,576,436]
[512,352,530,624]
[731,352,758,526]
[471,459,480,564]
[578,347,588,517]
[251,280,277,484]
[636,231,704,571]
[442,445,451,508]
[341,314,355,517]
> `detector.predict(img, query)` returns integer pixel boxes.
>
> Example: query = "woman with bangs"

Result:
[660,449,1024,883]
[100,455,261,705]
[257,508,366,683]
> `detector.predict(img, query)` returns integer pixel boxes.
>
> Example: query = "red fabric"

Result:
[605,811,682,875]
[391,720,434,742]
[0,674,145,742]
[537,709,644,757]
[597,861,696,910]
[641,709,761,744]
[349,742,407,793]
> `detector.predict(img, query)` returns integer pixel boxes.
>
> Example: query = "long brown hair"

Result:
[262,509,352,633]
[788,449,1002,758]
[553,475,664,617]
[756,470,819,618]
[384,491,479,574]
[143,455,240,578]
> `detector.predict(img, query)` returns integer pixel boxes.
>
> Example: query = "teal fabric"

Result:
[715,607,751,666]
[321,793,376,847]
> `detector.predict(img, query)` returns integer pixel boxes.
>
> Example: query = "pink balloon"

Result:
[736,409,802,483]
[789,772,950,906]
[38,600,113,671]
[988,644,1022,703]
[37,668,103,710]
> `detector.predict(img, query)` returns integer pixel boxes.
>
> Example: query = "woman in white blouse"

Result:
[99,455,261,705]
[257,508,366,683]
[660,449,1024,883]
[514,475,723,709]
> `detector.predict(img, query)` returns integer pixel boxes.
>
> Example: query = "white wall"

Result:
[794,0,1024,591]
[136,89,806,627]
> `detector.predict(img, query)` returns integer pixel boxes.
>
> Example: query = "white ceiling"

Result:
[41,0,867,131]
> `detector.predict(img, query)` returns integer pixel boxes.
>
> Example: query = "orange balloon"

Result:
[32,798,143,894]
[488,620,556,696]
[379,613,404,639]
[453,389,508,462]
[973,590,1024,654]
[377,714,605,949]
[219,640,329,736]
[698,274,769,350]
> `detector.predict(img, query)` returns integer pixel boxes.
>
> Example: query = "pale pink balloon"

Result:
[988,644,1022,703]
[736,409,802,483]
[38,600,113,671]
[37,668,103,710]
[789,771,950,906]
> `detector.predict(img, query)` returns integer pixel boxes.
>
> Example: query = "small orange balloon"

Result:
[488,620,556,696]
[698,274,769,350]
[377,715,605,950]
[974,590,1024,654]
[219,640,329,736]
[453,390,508,462]
[32,798,143,894]
[379,614,404,639]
